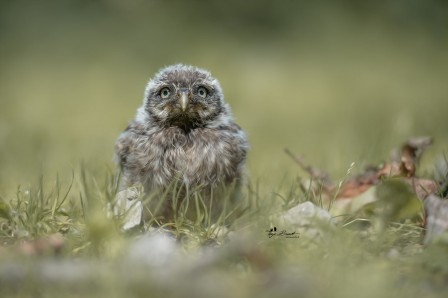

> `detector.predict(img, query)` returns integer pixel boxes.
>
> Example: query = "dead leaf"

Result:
[349,186,378,214]
[337,182,372,199]
[287,137,437,203]
[376,162,401,178]
[402,178,438,200]
[337,167,379,198]
[399,136,433,177]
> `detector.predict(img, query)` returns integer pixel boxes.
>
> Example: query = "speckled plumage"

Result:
[114,64,248,218]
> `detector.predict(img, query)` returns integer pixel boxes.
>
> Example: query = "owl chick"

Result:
[115,64,248,221]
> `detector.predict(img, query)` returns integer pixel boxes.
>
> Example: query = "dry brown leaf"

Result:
[287,137,437,201]
[399,136,433,177]
[403,177,438,200]
[376,162,401,178]
[336,166,380,199]
[337,182,372,199]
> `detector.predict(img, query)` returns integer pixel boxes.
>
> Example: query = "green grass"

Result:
[0,167,447,298]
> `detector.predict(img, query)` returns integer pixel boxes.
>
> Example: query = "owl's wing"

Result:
[114,122,148,188]
[114,126,133,168]
[223,121,249,175]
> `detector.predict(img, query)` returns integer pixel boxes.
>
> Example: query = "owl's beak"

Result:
[179,91,189,112]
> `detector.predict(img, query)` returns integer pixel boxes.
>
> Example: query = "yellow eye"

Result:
[160,87,170,99]
[197,87,208,98]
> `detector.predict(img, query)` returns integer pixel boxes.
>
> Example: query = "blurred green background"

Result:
[1,0,448,193]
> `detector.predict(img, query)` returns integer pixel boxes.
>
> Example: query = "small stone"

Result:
[275,201,335,243]
[424,195,448,245]
[279,201,334,224]
[126,232,180,267]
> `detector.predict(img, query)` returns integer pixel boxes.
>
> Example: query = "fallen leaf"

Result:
[402,178,438,200]
[376,162,401,178]
[349,186,378,214]
[399,136,433,177]
[337,167,379,198]
[287,137,438,204]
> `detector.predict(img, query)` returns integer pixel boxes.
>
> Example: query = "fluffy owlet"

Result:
[115,64,248,221]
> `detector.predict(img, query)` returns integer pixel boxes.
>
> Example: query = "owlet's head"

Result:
[140,64,228,130]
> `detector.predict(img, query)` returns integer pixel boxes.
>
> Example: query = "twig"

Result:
[284,148,329,181]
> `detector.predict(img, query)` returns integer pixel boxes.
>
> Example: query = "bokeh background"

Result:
[1,0,448,194]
